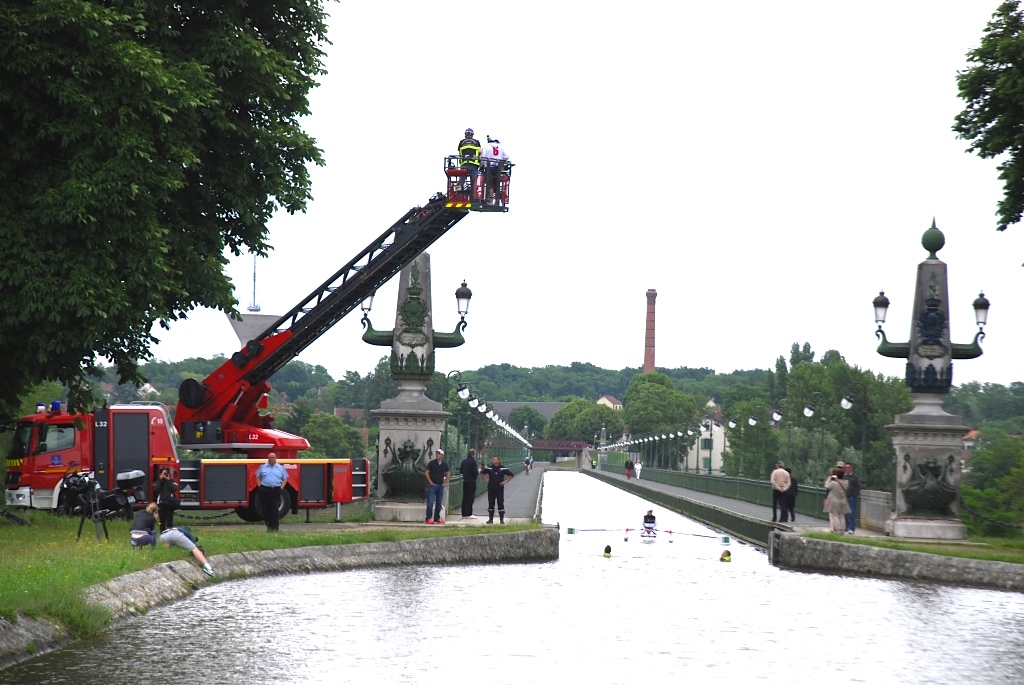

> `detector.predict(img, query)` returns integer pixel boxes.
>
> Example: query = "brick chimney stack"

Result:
[643,289,657,373]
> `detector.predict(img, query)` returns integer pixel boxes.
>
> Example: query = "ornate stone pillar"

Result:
[877,222,987,540]
[362,253,467,522]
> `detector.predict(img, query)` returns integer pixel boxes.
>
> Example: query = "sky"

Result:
[150,2,1024,389]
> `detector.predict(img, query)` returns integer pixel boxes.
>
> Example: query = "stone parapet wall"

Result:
[1,528,559,671]
[860,490,892,531]
[768,531,1024,592]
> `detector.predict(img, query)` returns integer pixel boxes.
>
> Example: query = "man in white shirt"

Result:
[480,136,509,205]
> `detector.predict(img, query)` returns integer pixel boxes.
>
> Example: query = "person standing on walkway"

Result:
[153,466,179,532]
[635,461,643,480]
[824,468,851,534]
[425,448,450,524]
[783,467,799,523]
[481,455,514,524]
[459,448,479,519]
[624,457,635,480]
[256,452,289,532]
[843,462,862,534]
[769,461,791,523]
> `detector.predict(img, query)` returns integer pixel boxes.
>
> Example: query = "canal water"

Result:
[4,472,1024,684]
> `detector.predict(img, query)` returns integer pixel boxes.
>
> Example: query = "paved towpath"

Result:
[591,469,883,537]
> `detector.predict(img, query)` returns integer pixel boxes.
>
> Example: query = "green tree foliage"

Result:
[273,399,316,437]
[272,362,334,404]
[623,381,698,468]
[943,382,1024,431]
[955,1,1024,234]
[544,399,626,444]
[789,342,815,368]
[774,355,789,400]
[545,399,593,440]
[720,399,780,479]
[362,357,399,417]
[964,437,1024,491]
[300,413,365,459]
[0,1,328,419]
[507,405,548,438]
[575,405,625,443]
[328,371,369,410]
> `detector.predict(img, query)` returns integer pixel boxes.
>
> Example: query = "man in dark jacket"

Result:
[624,457,635,480]
[480,455,514,524]
[843,462,862,534]
[459,448,480,519]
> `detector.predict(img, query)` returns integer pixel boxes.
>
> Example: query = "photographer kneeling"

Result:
[129,502,159,548]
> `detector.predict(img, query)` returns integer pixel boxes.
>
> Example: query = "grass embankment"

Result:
[0,509,537,638]
[805,531,1024,564]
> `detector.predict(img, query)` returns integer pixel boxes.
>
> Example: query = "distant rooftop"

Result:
[489,401,567,421]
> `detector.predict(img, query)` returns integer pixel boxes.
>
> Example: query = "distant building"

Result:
[597,395,622,410]
[489,401,566,422]
[333,407,366,423]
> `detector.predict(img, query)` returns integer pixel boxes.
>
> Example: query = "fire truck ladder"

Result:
[239,192,468,385]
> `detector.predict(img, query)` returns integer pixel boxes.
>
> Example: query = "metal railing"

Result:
[600,463,829,520]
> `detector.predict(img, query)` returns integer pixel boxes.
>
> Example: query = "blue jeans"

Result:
[426,484,445,521]
[846,497,858,532]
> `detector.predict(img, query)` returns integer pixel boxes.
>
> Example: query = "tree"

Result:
[774,356,789,399]
[363,357,399,418]
[0,1,328,420]
[508,405,548,438]
[955,1,1024,234]
[623,371,675,407]
[546,399,593,440]
[789,342,815,368]
[300,413,365,459]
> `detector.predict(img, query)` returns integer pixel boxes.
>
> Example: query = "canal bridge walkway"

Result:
[586,468,884,539]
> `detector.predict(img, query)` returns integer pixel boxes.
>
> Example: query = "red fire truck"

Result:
[4,160,512,522]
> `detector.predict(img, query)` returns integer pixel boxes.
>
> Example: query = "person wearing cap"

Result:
[457,128,481,193]
[425,448,450,524]
[769,461,791,523]
[479,136,509,205]
[256,452,289,532]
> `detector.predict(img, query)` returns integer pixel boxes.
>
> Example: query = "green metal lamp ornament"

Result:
[874,219,990,394]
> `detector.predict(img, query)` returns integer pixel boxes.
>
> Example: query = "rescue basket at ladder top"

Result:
[443,155,513,212]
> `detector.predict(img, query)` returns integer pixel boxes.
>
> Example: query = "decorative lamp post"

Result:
[802,392,825,468]
[874,220,989,540]
[840,382,869,453]
[701,420,721,474]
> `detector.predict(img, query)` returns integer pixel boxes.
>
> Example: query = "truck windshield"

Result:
[7,422,32,459]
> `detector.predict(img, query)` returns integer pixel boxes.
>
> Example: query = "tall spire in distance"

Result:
[643,289,657,373]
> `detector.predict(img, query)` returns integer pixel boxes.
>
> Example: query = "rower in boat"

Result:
[642,510,657,539]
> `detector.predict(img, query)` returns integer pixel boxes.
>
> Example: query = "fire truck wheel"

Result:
[254,487,291,522]
[234,505,263,522]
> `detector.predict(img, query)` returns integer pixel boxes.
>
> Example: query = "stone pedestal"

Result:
[884,395,968,540]
[373,500,441,523]
[371,384,450,521]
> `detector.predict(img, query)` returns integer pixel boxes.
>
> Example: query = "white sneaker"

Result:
[465,515,477,519]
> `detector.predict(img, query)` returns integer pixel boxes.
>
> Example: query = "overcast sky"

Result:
[151,2,1024,389]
